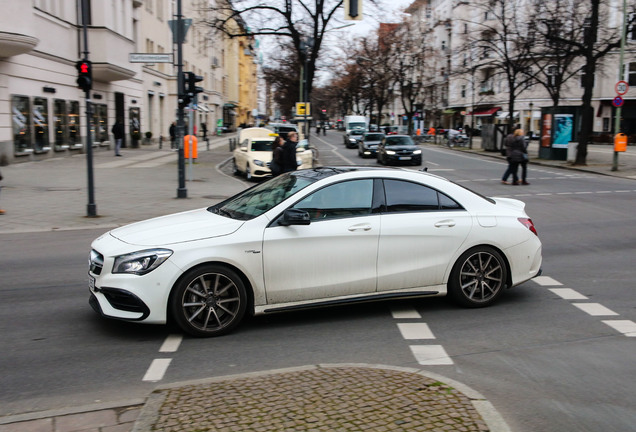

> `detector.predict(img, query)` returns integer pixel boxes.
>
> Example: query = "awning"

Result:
[197,105,210,112]
[466,107,501,117]
[497,111,519,119]
[442,109,456,115]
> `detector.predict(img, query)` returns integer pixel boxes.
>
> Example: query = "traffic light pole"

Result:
[175,0,187,198]
[80,0,97,216]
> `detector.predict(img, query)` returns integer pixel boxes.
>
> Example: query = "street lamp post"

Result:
[612,0,627,172]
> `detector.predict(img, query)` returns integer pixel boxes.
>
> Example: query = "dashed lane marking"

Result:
[602,320,636,337]
[391,308,422,319]
[572,303,619,316]
[410,345,454,365]
[142,358,172,382]
[548,288,588,300]
[159,334,183,352]
[397,323,435,340]
[532,276,562,286]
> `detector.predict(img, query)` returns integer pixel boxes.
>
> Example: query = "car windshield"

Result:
[208,173,316,220]
[349,122,366,129]
[351,130,364,136]
[365,134,384,141]
[385,136,414,146]
[250,140,273,151]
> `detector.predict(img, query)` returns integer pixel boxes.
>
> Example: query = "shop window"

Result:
[32,97,50,152]
[53,99,68,150]
[129,107,141,144]
[94,104,108,143]
[12,95,32,154]
[68,101,82,148]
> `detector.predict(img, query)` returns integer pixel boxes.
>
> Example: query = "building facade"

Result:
[0,0,252,165]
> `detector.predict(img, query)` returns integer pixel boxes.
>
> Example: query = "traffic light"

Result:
[180,71,204,109]
[76,60,92,92]
[344,0,362,20]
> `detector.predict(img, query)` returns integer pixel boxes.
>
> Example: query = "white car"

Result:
[232,127,313,180]
[88,167,542,337]
[232,127,277,180]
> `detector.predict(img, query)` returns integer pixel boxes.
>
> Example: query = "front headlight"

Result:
[112,249,173,275]
[253,159,265,167]
[413,149,422,155]
[386,150,396,155]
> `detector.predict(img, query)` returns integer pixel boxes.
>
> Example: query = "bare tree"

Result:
[533,0,635,165]
[463,0,536,130]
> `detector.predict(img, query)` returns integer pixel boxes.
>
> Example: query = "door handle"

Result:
[348,224,372,231]
[434,220,456,228]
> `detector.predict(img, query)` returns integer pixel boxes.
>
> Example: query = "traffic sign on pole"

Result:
[615,80,629,95]
[612,96,624,107]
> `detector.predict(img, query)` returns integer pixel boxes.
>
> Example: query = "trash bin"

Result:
[184,135,198,159]
[567,141,578,162]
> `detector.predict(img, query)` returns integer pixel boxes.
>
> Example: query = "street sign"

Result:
[129,53,174,63]
[612,96,624,107]
[296,102,311,116]
[615,80,629,95]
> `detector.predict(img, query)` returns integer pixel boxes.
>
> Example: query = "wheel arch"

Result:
[167,260,256,323]
[447,243,512,289]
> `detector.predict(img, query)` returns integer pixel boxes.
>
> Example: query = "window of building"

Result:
[461,85,466,98]
[68,101,81,148]
[603,117,610,132]
[32,97,50,153]
[547,65,558,86]
[627,62,636,86]
[94,104,108,143]
[12,95,32,154]
[53,99,68,151]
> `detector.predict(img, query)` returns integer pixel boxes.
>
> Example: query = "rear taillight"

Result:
[518,218,538,236]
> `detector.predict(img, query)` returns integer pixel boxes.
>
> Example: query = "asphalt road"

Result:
[1,131,635,431]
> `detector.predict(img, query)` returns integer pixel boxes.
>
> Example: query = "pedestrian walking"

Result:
[201,122,208,142]
[269,135,285,177]
[501,128,527,185]
[169,122,176,149]
[0,168,4,215]
[282,131,299,173]
[111,119,124,156]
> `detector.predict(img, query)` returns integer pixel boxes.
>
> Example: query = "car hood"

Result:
[109,208,243,246]
[385,145,418,151]
[236,150,273,162]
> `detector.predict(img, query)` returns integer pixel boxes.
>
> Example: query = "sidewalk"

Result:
[1,134,634,432]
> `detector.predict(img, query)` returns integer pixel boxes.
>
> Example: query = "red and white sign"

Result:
[615,81,629,95]
[613,96,624,107]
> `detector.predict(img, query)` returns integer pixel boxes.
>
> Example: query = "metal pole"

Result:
[176,0,187,197]
[612,0,627,172]
[81,0,96,217]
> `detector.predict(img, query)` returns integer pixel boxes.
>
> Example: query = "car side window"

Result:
[293,179,374,221]
[383,179,461,212]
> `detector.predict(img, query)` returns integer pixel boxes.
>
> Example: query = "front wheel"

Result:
[448,247,507,307]
[171,264,247,337]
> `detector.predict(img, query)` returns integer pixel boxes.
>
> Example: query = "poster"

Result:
[553,114,573,148]
[541,114,552,148]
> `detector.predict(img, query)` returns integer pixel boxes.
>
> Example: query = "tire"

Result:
[246,166,252,180]
[448,247,507,308]
[232,159,240,176]
[171,264,247,337]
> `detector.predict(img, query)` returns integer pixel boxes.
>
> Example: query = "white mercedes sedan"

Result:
[88,167,542,337]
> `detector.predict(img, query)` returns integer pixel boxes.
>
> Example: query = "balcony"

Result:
[0,31,39,57]
[86,27,136,82]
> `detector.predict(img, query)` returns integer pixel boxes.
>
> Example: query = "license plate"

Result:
[399,156,411,160]
[88,275,95,291]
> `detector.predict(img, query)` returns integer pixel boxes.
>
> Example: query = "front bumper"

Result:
[384,154,422,165]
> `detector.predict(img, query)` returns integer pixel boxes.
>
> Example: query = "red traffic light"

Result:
[75,60,92,92]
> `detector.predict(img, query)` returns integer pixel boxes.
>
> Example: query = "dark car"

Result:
[358,132,385,158]
[377,135,422,166]
[344,128,365,148]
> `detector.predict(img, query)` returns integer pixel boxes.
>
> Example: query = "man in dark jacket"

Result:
[111,120,125,156]
[281,131,299,173]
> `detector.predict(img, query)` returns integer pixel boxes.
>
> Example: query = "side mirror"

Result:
[279,208,311,226]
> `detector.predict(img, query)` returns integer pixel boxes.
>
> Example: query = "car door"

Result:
[376,179,473,292]
[234,139,250,172]
[262,179,379,304]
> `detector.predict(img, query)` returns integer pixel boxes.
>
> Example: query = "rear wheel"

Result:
[448,247,507,307]
[171,264,247,337]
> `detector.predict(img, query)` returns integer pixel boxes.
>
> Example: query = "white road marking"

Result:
[572,303,619,316]
[391,308,422,319]
[397,323,435,339]
[602,320,636,337]
[142,358,172,382]
[548,288,588,300]
[160,334,183,352]
[410,345,454,365]
[532,276,562,286]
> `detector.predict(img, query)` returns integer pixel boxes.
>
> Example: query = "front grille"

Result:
[89,249,104,275]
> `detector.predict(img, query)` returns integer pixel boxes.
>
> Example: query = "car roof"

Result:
[239,127,277,141]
